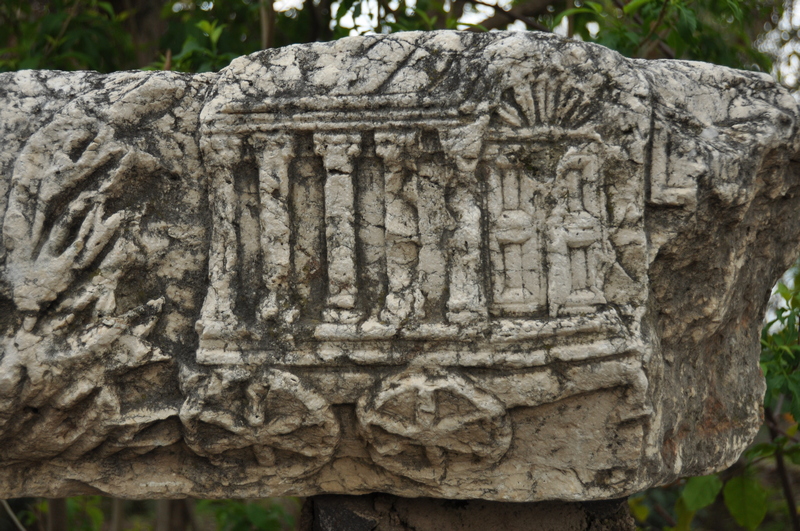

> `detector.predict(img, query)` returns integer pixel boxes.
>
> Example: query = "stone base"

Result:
[298,495,635,531]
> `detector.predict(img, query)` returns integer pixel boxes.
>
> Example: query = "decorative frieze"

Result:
[0,31,798,502]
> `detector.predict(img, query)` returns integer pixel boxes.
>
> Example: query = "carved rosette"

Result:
[356,372,512,483]
[180,367,340,477]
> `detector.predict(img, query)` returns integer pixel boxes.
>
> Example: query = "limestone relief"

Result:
[357,371,512,484]
[0,31,798,501]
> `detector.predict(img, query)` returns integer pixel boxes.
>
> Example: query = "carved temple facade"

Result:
[196,107,625,363]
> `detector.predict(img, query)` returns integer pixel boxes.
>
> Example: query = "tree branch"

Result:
[0,500,25,531]
[465,0,557,32]
[260,0,276,49]
[613,0,675,58]
[450,0,470,23]
[305,0,332,42]
[765,415,800,444]
[637,0,669,50]
[766,406,800,531]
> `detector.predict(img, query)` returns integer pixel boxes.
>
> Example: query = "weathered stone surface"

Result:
[0,30,798,501]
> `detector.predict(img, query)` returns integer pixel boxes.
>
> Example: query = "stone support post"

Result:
[252,132,295,323]
[314,133,363,324]
[375,131,425,326]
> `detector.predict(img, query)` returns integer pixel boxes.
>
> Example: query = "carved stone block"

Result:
[0,31,799,501]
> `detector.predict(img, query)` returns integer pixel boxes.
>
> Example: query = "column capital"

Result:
[439,117,489,173]
[313,133,362,173]
[374,131,417,168]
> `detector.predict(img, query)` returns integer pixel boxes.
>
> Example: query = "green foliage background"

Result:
[0,0,786,73]
[2,0,800,529]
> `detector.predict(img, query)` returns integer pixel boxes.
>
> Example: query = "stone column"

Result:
[197,133,245,344]
[486,143,546,315]
[375,131,425,326]
[410,157,452,327]
[251,132,295,324]
[314,133,363,324]
[440,121,489,326]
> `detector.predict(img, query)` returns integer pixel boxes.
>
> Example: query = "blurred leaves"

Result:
[0,0,134,72]
[1,0,784,74]
[197,499,297,531]
[2,3,800,531]
[149,19,238,72]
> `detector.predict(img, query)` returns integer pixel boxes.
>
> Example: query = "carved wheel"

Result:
[181,368,340,478]
[356,371,512,484]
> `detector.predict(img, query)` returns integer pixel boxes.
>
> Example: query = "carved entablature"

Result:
[3,30,792,501]
[197,51,646,358]
[187,32,652,486]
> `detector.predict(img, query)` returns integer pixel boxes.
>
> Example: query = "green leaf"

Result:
[623,0,653,15]
[745,442,776,460]
[86,505,104,528]
[778,282,792,301]
[682,474,723,511]
[97,2,115,17]
[245,504,283,531]
[721,0,742,20]
[586,1,603,13]
[174,37,205,60]
[412,8,436,30]
[676,6,698,44]
[553,7,598,26]
[787,373,800,421]
[785,444,800,465]
[210,25,224,47]
[18,56,41,69]
[196,20,214,35]
[246,504,270,527]
[723,476,768,530]
[335,0,357,21]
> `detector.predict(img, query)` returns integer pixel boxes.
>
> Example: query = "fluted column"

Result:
[375,131,425,326]
[251,132,295,324]
[197,134,245,346]
[314,133,363,324]
[440,121,488,325]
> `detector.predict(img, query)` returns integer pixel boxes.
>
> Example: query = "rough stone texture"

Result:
[0,30,798,501]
